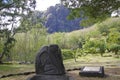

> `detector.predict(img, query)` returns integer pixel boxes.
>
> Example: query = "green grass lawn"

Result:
[64,54,120,69]
[0,64,34,76]
[0,54,120,80]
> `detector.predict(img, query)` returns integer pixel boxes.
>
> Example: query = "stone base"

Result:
[27,74,74,80]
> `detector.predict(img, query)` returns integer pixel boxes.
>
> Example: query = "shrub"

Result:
[83,40,97,54]
[61,49,74,60]
[109,44,120,55]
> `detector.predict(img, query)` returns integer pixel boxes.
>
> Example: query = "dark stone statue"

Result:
[27,44,74,80]
[35,44,65,75]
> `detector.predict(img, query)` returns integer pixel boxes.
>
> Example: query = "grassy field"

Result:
[0,54,120,80]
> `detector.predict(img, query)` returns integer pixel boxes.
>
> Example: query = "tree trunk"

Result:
[73,52,77,62]
[115,51,118,55]
[0,53,4,64]
[101,53,103,57]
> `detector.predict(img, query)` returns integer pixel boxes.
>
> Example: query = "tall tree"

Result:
[61,0,120,26]
[0,0,36,63]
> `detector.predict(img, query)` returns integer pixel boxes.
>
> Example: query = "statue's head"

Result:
[35,44,65,75]
[49,44,61,55]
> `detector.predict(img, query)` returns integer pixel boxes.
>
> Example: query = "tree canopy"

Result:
[61,0,120,26]
[0,0,36,28]
[0,0,36,63]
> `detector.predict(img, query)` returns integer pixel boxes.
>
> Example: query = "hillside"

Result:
[49,17,120,52]
[65,17,120,37]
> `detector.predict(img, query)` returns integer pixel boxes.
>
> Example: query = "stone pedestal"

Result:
[27,75,74,80]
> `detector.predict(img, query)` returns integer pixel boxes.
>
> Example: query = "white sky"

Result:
[35,0,60,11]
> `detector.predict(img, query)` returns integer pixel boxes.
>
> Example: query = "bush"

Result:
[61,49,74,60]
[109,44,120,55]
[83,40,97,54]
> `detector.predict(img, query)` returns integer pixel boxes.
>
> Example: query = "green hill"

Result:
[49,17,120,57]
[66,17,120,38]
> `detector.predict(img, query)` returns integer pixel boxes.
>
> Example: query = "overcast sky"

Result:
[35,0,60,11]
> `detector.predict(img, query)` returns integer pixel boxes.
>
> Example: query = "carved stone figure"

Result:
[27,44,74,80]
[35,44,65,75]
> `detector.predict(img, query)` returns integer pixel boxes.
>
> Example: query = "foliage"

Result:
[83,40,97,54]
[67,34,80,48]
[97,18,120,55]
[107,30,120,44]
[11,24,47,62]
[80,18,97,27]
[49,33,65,46]
[61,0,120,26]
[1,17,119,62]
[0,0,36,27]
[108,44,120,55]
[0,29,16,63]
[98,18,120,36]
[95,39,106,56]
[0,39,4,53]
[0,0,36,63]
[62,49,74,60]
